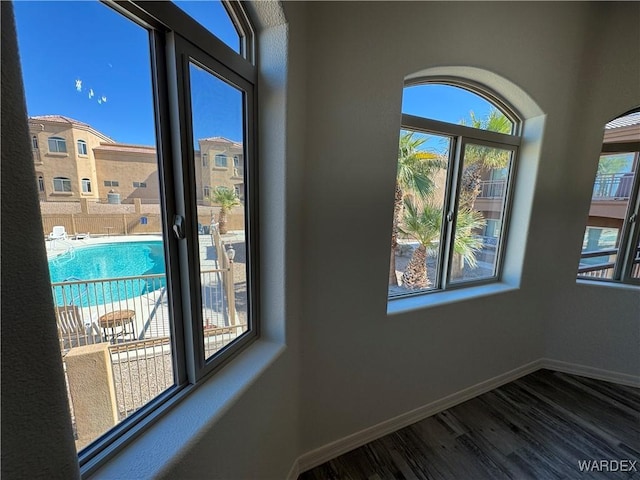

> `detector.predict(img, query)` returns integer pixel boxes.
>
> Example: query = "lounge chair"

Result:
[48,226,68,241]
[55,305,101,352]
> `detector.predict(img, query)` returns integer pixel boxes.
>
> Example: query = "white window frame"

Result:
[48,136,67,153]
[390,80,522,300]
[77,139,88,155]
[214,154,227,167]
[202,153,208,166]
[53,176,71,192]
[81,178,91,193]
[37,175,45,192]
[32,135,38,149]
[104,180,119,187]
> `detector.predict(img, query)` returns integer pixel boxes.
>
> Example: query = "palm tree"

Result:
[209,187,240,234]
[458,108,512,210]
[399,199,485,289]
[390,131,445,285]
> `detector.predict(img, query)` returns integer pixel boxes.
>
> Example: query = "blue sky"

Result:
[15,1,494,149]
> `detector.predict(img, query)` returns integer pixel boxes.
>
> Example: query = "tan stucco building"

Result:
[29,115,244,205]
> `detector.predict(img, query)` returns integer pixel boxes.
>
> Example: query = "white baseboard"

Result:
[539,358,640,388]
[296,359,543,473]
[292,358,640,476]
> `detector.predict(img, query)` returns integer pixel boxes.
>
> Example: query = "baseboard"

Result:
[292,358,639,476]
[296,359,543,474]
[539,358,640,388]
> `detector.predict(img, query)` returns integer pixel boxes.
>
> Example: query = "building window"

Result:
[32,135,38,149]
[203,185,211,198]
[81,178,92,193]
[37,175,44,192]
[15,0,257,469]
[389,82,521,299]
[77,139,88,155]
[53,177,71,193]
[215,154,227,167]
[577,109,640,283]
[202,153,208,167]
[47,136,67,153]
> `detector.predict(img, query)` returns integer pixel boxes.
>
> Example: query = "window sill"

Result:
[576,278,640,291]
[46,152,69,157]
[88,338,286,479]
[387,282,519,315]
[51,192,73,196]
[212,166,228,171]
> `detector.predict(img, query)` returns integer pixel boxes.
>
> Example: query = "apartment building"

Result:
[29,115,244,205]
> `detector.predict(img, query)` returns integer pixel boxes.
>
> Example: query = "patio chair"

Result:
[55,305,101,352]
[48,226,68,241]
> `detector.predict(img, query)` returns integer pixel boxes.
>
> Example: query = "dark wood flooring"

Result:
[299,369,640,479]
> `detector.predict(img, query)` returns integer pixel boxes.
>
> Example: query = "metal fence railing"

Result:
[592,172,634,199]
[477,179,507,199]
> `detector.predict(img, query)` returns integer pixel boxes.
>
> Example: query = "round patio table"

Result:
[99,309,135,343]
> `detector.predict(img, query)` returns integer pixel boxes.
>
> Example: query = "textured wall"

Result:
[1,2,80,478]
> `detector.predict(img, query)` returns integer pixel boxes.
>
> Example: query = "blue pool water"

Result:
[49,241,166,306]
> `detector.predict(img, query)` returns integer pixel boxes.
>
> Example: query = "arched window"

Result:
[577,108,640,284]
[81,178,91,193]
[31,135,38,149]
[37,175,44,192]
[77,139,88,155]
[52,177,71,192]
[47,136,67,153]
[389,81,521,298]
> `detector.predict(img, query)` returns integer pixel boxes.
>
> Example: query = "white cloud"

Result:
[75,79,82,92]
[101,96,107,103]
[88,89,94,99]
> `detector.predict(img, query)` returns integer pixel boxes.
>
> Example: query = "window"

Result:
[32,135,38,149]
[53,177,71,192]
[389,82,520,299]
[215,154,227,167]
[15,0,256,470]
[577,109,640,284]
[37,175,44,192]
[77,139,88,155]
[47,136,67,153]
[203,185,211,198]
[202,153,208,166]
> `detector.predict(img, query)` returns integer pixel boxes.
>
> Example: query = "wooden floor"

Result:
[299,370,640,479]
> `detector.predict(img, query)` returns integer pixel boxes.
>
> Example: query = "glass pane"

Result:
[173,0,241,54]
[578,152,638,280]
[450,143,513,284]
[630,238,640,279]
[15,1,175,451]
[402,84,514,134]
[188,62,248,362]
[389,130,450,296]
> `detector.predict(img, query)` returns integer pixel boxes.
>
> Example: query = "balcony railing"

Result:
[592,172,634,199]
[577,246,640,279]
[477,179,506,199]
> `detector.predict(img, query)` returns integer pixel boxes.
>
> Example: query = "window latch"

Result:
[630,213,638,224]
[173,215,185,239]
[447,211,454,223]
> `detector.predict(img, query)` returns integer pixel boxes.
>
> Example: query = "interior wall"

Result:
[1,2,80,478]
[298,1,639,454]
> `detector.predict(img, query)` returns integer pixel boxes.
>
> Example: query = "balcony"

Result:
[592,172,634,200]
[577,246,640,279]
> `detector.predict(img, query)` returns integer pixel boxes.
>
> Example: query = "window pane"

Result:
[390,130,450,296]
[189,62,248,362]
[631,238,640,279]
[450,143,513,284]
[173,1,241,54]
[15,0,175,452]
[402,84,514,134]
[578,152,638,280]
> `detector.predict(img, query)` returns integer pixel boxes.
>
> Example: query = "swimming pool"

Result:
[49,241,166,306]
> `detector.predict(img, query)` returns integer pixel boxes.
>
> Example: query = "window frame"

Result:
[390,79,522,300]
[75,1,258,474]
[214,153,227,167]
[48,136,67,153]
[578,132,640,285]
[77,139,88,155]
[53,176,72,193]
[37,175,45,192]
[81,178,92,193]
[32,135,38,149]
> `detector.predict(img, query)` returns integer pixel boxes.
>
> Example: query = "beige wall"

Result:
[94,145,159,203]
